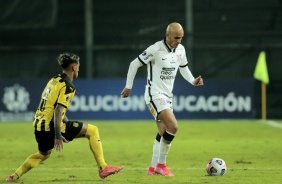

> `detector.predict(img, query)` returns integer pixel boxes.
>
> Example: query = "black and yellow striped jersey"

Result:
[33,73,76,132]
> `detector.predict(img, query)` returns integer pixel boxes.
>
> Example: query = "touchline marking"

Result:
[266,120,282,129]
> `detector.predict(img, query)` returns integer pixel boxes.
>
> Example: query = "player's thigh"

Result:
[34,130,55,152]
[147,95,172,120]
[158,109,178,133]
[76,123,88,138]
[62,121,84,141]
[156,120,167,135]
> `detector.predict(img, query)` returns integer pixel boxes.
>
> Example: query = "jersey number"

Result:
[39,87,51,112]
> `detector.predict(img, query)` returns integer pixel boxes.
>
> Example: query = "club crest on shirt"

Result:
[176,54,182,63]
[65,96,70,102]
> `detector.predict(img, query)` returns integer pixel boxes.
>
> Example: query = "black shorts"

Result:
[34,121,83,152]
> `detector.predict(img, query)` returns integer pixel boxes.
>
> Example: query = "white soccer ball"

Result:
[206,158,227,176]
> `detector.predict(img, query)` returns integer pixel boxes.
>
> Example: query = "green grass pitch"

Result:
[1,119,282,184]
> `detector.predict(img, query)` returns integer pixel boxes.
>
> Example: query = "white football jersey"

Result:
[125,39,195,103]
[138,39,190,98]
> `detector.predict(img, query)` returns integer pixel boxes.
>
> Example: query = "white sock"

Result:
[150,140,160,168]
[158,136,172,164]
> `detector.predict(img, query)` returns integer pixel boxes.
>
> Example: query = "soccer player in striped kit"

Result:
[6,53,123,181]
[121,22,204,176]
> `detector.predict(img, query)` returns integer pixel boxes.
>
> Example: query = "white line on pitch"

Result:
[266,120,282,129]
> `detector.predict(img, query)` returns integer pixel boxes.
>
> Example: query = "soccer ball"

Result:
[206,158,227,176]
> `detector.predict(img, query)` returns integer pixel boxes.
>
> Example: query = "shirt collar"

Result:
[163,38,176,53]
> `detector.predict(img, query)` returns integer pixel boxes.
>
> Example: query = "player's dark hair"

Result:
[57,53,80,69]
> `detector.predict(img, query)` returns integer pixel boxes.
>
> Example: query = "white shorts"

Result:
[145,94,173,120]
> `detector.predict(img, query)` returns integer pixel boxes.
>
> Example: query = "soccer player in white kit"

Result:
[121,22,204,176]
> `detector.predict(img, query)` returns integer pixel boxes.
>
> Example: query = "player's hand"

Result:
[193,75,204,86]
[121,88,131,98]
[54,138,64,152]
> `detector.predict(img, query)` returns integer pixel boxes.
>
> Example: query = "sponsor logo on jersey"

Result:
[148,104,155,117]
[160,67,176,80]
[143,53,153,60]
[162,67,175,71]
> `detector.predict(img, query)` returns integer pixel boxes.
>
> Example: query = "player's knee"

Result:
[85,124,99,139]
[168,122,178,134]
[29,152,51,168]
[173,124,179,132]
[43,154,51,160]
[39,152,51,160]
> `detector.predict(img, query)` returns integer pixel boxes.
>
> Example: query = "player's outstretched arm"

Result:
[193,75,204,86]
[122,58,143,98]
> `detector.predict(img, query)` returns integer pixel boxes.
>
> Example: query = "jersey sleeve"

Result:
[57,86,71,108]
[125,58,143,89]
[179,46,189,67]
[179,46,194,84]
[179,66,195,84]
[125,44,157,89]
[137,44,156,65]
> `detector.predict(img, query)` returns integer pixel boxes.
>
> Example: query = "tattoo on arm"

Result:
[54,104,64,140]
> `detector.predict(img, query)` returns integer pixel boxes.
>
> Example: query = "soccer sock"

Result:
[150,133,161,168]
[12,152,50,179]
[158,131,175,164]
[85,124,107,170]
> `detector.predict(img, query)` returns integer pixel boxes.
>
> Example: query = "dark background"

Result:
[0,0,281,118]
